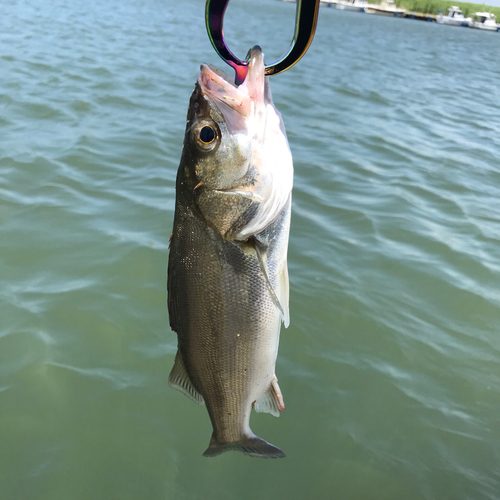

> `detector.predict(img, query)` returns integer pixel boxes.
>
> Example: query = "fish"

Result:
[167,46,293,458]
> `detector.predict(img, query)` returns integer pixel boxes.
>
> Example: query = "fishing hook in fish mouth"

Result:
[205,0,320,85]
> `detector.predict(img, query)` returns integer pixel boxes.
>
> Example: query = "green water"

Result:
[1,0,499,498]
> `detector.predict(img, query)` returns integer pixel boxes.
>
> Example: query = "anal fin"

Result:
[168,351,204,405]
[254,377,285,417]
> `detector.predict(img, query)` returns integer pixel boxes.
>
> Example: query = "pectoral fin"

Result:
[168,351,205,405]
[254,377,285,417]
[253,239,283,315]
[252,239,290,327]
[277,263,290,328]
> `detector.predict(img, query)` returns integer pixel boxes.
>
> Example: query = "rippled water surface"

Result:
[1,0,500,498]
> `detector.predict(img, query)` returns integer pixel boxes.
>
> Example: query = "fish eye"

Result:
[194,122,219,151]
[199,126,215,144]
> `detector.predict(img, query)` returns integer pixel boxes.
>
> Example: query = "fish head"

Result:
[180,46,293,240]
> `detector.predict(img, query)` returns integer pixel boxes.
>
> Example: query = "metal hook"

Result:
[205,0,320,85]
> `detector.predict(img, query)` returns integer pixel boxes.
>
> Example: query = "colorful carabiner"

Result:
[205,0,320,85]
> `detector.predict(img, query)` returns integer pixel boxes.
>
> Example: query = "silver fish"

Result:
[167,46,293,458]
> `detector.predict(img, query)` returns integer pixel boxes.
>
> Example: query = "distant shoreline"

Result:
[393,0,500,17]
[319,0,500,18]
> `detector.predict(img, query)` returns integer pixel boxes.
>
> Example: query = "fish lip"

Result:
[213,186,252,196]
[198,47,266,118]
[213,187,261,202]
[198,64,245,115]
[199,64,236,91]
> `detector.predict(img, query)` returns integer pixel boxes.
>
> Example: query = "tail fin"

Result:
[203,434,285,459]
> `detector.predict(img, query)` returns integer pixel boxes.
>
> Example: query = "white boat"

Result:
[336,0,367,12]
[436,6,471,26]
[468,12,499,31]
[365,0,406,17]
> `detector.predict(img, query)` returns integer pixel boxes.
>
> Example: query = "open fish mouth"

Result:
[198,46,267,121]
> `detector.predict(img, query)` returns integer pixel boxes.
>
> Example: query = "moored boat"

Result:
[365,0,406,17]
[468,12,499,31]
[436,6,471,26]
[336,0,368,12]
